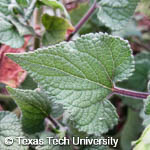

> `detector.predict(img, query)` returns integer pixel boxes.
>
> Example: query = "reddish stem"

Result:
[66,0,97,41]
[113,87,149,99]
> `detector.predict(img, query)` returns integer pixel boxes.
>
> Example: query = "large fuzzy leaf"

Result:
[7,32,134,135]
[97,0,139,30]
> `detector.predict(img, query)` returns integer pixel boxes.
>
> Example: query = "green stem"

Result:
[0,94,12,101]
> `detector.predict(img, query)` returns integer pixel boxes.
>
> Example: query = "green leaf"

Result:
[117,51,150,110]
[133,124,150,150]
[0,111,28,150]
[7,87,52,134]
[0,17,24,48]
[9,16,34,36]
[19,75,37,90]
[113,20,142,38]
[7,32,135,135]
[0,0,11,15]
[97,0,139,30]
[42,14,73,46]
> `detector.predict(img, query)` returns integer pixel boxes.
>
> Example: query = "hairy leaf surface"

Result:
[42,14,73,46]
[7,87,52,134]
[0,17,24,48]
[97,0,139,30]
[7,33,134,135]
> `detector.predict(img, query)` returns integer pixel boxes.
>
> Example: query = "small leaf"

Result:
[7,87,52,134]
[97,0,140,30]
[9,17,34,36]
[42,14,74,46]
[0,111,28,150]
[0,17,24,48]
[7,32,134,135]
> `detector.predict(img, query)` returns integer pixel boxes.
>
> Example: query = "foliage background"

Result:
[0,0,150,150]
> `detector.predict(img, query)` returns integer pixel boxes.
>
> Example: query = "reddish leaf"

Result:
[0,36,31,88]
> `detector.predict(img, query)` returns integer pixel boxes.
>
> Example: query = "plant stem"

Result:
[0,94,12,101]
[112,87,149,99]
[34,7,43,49]
[47,115,60,129]
[47,116,77,149]
[66,0,97,41]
